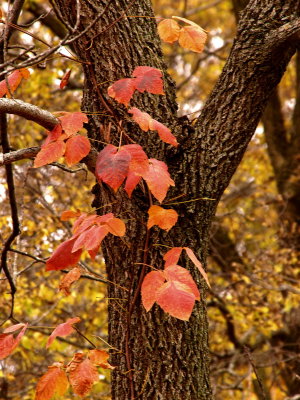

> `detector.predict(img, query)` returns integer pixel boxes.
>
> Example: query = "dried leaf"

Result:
[184,247,211,288]
[157,19,181,43]
[60,69,71,89]
[88,349,115,369]
[59,267,81,296]
[178,26,207,53]
[147,205,178,231]
[67,353,99,397]
[35,364,69,400]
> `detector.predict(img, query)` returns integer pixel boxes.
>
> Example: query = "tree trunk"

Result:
[53,0,300,398]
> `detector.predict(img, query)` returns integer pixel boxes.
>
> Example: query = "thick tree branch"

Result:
[0,98,59,130]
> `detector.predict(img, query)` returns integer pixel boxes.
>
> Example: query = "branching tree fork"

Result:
[1,1,300,399]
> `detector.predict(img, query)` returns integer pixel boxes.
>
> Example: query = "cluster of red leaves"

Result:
[108,66,164,106]
[158,16,207,53]
[34,112,90,168]
[141,247,210,321]
[46,210,125,272]
[36,350,114,400]
[0,68,30,97]
[95,144,175,202]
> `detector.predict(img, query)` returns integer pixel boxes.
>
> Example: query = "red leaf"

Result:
[141,270,165,311]
[59,266,81,296]
[0,68,30,98]
[148,118,178,147]
[64,135,91,166]
[0,323,27,360]
[107,78,136,106]
[67,353,99,397]
[163,247,183,267]
[124,171,142,198]
[184,247,211,288]
[59,112,88,137]
[72,225,108,252]
[122,144,149,175]
[43,124,63,147]
[132,66,164,95]
[46,237,82,271]
[157,19,181,43]
[128,107,151,131]
[143,158,175,202]
[156,280,196,321]
[60,69,71,89]
[73,214,98,236]
[147,205,178,231]
[46,317,80,348]
[95,144,131,191]
[88,349,115,370]
[34,140,66,168]
[164,265,200,300]
[35,364,69,400]
[129,108,177,147]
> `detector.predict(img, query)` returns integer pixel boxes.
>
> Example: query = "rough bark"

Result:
[52,1,300,399]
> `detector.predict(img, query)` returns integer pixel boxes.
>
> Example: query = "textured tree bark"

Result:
[52,1,300,398]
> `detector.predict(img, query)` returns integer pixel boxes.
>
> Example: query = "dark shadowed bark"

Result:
[51,1,300,399]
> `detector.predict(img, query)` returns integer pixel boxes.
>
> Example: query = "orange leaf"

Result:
[148,118,178,147]
[59,267,81,296]
[156,280,196,321]
[143,158,175,202]
[35,364,69,400]
[178,26,207,53]
[61,209,81,221]
[184,247,211,288]
[122,144,149,175]
[107,78,136,106]
[46,317,80,348]
[0,323,27,360]
[106,217,126,236]
[128,107,151,131]
[163,247,183,267]
[34,140,66,168]
[67,353,99,397]
[64,135,91,166]
[124,171,142,198]
[141,270,165,311]
[59,112,88,137]
[60,69,71,89]
[46,237,82,271]
[0,68,30,98]
[147,205,178,231]
[88,349,115,369]
[95,144,131,191]
[157,19,181,43]
[72,225,109,252]
[132,66,164,95]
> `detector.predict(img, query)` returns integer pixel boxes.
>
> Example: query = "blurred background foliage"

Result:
[1,0,300,399]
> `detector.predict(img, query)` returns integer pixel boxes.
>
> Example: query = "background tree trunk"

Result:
[53,0,300,398]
